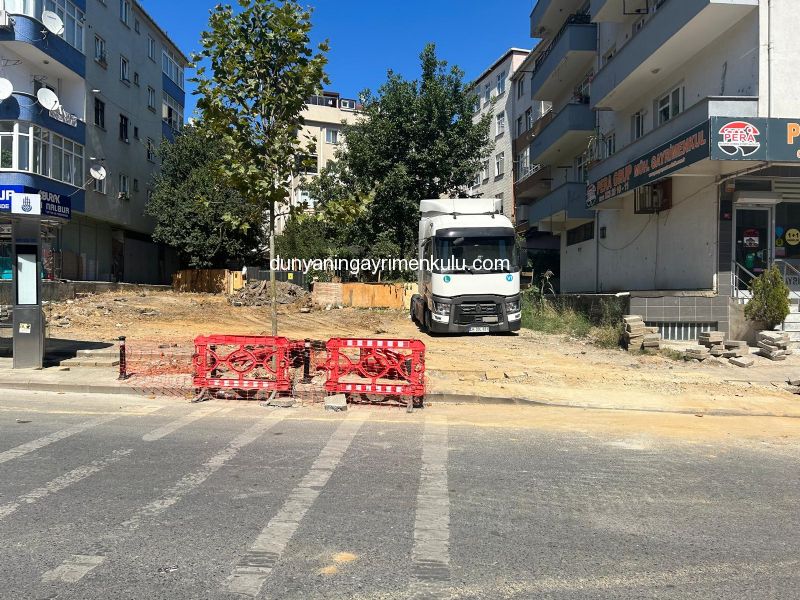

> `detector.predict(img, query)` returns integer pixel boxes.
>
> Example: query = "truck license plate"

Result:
[469,326,490,333]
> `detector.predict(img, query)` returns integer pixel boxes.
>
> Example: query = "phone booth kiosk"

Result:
[3,188,71,369]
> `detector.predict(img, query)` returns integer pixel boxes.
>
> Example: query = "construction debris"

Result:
[685,346,710,361]
[623,315,661,352]
[729,356,755,368]
[757,331,791,361]
[228,280,310,307]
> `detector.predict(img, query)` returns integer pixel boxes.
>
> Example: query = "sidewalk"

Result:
[2,357,800,419]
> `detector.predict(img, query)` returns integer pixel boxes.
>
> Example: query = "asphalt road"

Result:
[0,391,798,600]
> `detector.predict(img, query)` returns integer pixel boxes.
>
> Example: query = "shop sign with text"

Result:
[710,117,800,162]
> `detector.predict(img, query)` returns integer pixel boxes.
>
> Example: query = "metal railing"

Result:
[774,259,800,303]
[731,261,756,303]
[516,163,544,184]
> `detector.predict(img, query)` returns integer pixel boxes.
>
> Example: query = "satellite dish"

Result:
[89,164,107,181]
[41,10,65,35]
[0,78,13,101]
[36,87,60,111]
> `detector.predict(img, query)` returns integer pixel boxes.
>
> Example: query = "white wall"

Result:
[761,0,800,118]
[560,234,597,293]
[592,176,717,292]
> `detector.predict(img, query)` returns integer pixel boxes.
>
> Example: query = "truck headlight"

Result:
[433,301,451,316]
[505,299,520,313]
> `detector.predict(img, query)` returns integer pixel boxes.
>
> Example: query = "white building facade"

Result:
[522,0,800,340]
[470,48,529,219]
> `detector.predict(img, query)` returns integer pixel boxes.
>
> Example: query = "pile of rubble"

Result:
[622,315,661,352]
[686,332,753,367]
[228,280,310,307]
[757,331,792,361]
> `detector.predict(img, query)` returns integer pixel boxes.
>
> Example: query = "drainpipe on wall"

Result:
[767,0,773,118]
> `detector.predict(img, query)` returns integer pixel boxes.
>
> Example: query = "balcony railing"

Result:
[532,13,591,76]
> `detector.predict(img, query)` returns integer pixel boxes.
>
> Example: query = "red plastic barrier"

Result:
[323,338,426,398]
[193,335,292,393]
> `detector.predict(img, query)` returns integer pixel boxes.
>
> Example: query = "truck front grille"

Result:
[456,302,499,324]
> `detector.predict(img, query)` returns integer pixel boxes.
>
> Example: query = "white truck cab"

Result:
[410,198,521,334]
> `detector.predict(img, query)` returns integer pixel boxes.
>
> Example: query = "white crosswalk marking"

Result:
[409,418,451,599]
[225,415,366,598]
[0,449,133,522]
[141,405,225,441]
[0,415,118,465]
[40,414,285,585]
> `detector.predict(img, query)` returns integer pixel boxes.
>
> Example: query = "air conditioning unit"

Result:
[0,10,12,29]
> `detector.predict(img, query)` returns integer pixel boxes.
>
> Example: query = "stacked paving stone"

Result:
[698,331,725,356]
[684,346,710,362]
[622,315,644,351]
[757,331,791,361]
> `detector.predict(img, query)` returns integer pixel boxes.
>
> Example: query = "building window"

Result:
[517,78,525,99]
[657,86,683,126]
[325,128,340,144]
[94,35,107,65]
[119,0,130,25]
[119,173,129,195]
[120,55,130,83]
[604,132,616,158]
[481,160,489,182]
[133,72,139,86]
[146,137,155,162]
[93,176,107,194]
[162,94,183,131]
[496,70,506,96]
[133,178,139,192]
[567,222,594,246]
[134,19,140,34]
[94,98,105,129]
[632,110,645,141]
[0,123,86,186]
[147,86,156,111]
[574,152,590,183]
[495,152,505,177]
[525,107,533,131]
[296,189,315,211]
[44,0,84,52]
[516,149,530,181]
[162,50,184,89]
[516,116,524,137]
[119,114,129,142]
[495,112,506,136]
[133,126,139,140]
[148,36,156,61]
[483,83,490,105]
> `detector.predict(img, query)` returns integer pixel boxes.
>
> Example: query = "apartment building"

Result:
[281,90,359,233]
[0,0,187,284]
[521,0,800,340]
[469,48,529,219]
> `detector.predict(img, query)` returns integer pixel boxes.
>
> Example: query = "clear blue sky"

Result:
[139,0,536,118]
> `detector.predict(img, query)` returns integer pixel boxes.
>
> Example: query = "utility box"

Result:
[12,219,44,369]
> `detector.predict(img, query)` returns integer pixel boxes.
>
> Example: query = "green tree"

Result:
[311,44,491,259]
[274,214,331,260]
[745,265,790,328]
[146,126,262,269]
[193,0,329,237]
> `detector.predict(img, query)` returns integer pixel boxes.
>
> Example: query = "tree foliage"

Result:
[307,43,491,259]
[193,0,328,230]
[146,126,262,269]
[745,265,790,328]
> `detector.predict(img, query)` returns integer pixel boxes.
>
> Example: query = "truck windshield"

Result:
[434,236,518,274]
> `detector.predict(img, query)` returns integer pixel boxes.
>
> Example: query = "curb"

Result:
[2,381,799,419]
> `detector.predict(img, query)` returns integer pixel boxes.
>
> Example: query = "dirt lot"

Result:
[36,289,800,418]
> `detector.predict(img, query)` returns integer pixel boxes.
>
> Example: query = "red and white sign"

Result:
[718,121,761,157]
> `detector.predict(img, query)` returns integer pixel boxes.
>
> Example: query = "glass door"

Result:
[735,207,773,289]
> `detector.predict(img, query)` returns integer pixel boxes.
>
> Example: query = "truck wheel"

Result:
[423,308,432,334]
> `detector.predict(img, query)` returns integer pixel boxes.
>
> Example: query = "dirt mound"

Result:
[229,280,310,307]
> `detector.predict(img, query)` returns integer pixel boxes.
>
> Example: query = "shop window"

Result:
[566,222,594,246]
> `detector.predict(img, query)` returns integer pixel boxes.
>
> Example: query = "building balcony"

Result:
[591,0,758,111]
[530,14,596,102]
[525,182,593,233]
[530,0,587,38]
[529,101,595,165]
[0,14,85,78]
[515,165,552,204]
[588,96,758,201]
[0,93,85,144]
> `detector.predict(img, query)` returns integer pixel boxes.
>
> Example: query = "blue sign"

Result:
[506,274,514,282]
[0,186,71,220]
